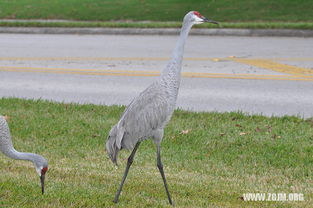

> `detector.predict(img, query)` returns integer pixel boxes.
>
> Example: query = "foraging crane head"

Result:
[33,156,48,194]
[185,11,218,25]
[0,116,49,194]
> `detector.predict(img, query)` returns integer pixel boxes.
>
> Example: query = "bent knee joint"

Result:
[157,161,163,169]
[127,157,134,165]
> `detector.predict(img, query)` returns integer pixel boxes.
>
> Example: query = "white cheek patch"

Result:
[36,166,43,176]
[194,15,204,24]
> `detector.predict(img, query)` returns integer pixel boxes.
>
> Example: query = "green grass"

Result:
[0,98,312,207]
[0,0,312,22]
[0,0,312,29]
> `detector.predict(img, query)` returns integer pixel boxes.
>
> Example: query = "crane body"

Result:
[106,11,218,205]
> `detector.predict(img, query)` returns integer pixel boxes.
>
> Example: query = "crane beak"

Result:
[40,175,45,194]
[202,16,219,24]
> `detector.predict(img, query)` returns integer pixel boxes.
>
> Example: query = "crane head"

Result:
[40,166,48,194]
[33,156,48,194]
[190,11,218,25]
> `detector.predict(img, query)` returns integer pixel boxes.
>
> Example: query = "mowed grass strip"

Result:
[0,0,313,30]
[0,98,312,207]
[0,0,312,22]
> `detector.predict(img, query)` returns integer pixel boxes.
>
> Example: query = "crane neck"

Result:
[0,116,41,163]
[5,149,41,162]
[159,20,193,83]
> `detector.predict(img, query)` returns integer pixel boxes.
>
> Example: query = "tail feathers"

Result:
[106,136,120,165]
[106,124,123,165]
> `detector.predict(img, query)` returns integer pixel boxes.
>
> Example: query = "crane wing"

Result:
[118,82,171,149]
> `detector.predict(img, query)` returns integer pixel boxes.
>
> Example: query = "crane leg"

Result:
[114,142,141,203]
[157,145,174,206]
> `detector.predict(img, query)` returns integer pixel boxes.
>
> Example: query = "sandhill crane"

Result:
[0,116,48,194]
[106,11,218,205]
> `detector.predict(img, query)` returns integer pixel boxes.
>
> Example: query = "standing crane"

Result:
[0,115,48,194]
[106,11,218,205]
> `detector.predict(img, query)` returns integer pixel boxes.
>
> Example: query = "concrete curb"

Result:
[0,27,313,37]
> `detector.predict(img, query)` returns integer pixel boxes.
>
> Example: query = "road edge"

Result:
[0,27,313,37]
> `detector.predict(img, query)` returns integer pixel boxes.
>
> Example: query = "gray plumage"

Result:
[106,82,170,162]
[106,11,218,205]
[107,11,193,162]
[0,115,48,194]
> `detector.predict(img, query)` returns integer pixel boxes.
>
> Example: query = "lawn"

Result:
[0,98,312,207]
[0,0,313,30]
[0,0,312,22]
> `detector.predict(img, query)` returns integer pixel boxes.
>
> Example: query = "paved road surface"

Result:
[0,34,312,118]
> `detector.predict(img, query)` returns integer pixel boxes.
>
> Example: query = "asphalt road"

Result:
[0,34,312,118]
